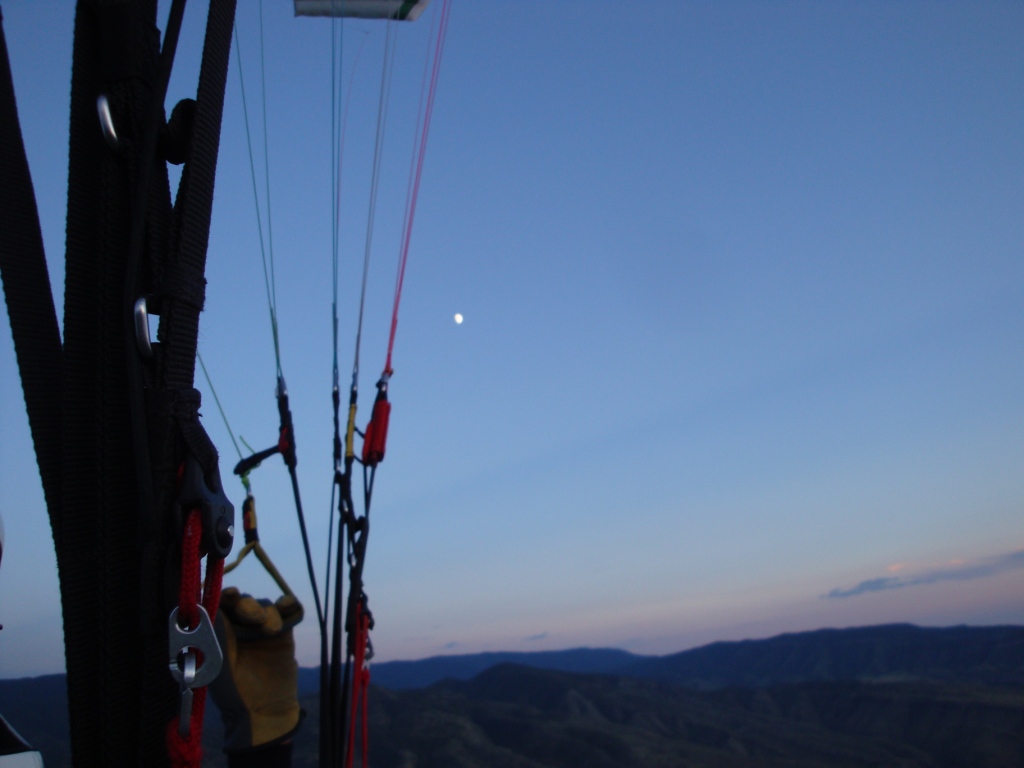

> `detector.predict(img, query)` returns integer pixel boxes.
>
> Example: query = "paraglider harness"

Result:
[0,0,238,764]
[0,1,448,765]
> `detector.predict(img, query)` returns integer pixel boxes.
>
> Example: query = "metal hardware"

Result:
[177,651,196,737]
[133,297,153,360]
[177,454,235,559]
[96,95,118,150]
[167,605,223,689]
[168,605,222,738]
[233,442,280,477]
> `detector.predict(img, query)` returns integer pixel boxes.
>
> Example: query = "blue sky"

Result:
[1,0,1022,677]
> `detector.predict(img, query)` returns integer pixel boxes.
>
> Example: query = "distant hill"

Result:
[302,623,1024,692]
[621,623,1024,689]
[302,647,642,693]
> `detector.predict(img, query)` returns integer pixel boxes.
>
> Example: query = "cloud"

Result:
[525,632,548,642]
[824,550,1024,599]
[442,641,459,650]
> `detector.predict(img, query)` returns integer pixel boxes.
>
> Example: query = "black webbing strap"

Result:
[2,0,237,761]
[61,2,176,764]
[0,10,64,539]
[1,0,235,764]
[148,0,234,509]
[121,4,185,756]
[145,0,237,763]
[147,0,236,575]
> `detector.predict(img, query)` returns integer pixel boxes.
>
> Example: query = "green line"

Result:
[233,21,282,378]
[258,0,281,381]
[197,352,244,463]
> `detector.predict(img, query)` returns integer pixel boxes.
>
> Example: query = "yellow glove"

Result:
[210,587,304,753]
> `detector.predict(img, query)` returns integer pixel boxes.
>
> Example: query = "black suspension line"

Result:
[231,13,328,744]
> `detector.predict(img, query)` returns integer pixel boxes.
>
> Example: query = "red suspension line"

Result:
[384,0,452,374]
[166,509,225,768]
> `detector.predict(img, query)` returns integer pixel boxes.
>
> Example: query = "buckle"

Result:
[177,454,234,559]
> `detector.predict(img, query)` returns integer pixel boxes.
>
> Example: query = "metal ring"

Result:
[96,95,118,151]
[133,297,153,360]
[167,605,223,688]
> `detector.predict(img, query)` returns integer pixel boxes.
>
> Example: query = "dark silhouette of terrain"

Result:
[0,674,68,767]
[3,623,1023,767]
[352,665,1024,768]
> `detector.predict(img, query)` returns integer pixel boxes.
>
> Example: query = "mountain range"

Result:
[3,623,1023,767]
[354,665,1024,767]
[361,623,1024,691]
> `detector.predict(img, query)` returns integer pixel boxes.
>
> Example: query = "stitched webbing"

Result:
[0,10,64,539]
[62,2,165,764]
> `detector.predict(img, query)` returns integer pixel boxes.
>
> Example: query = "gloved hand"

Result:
[209,587,305,755]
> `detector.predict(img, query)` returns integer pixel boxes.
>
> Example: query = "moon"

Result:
[454,313,463,324]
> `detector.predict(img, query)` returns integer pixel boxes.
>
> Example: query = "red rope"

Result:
[360,670,369,768]
[167,508,225,768]
[384,0,452,375]
[344,602,372,768]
